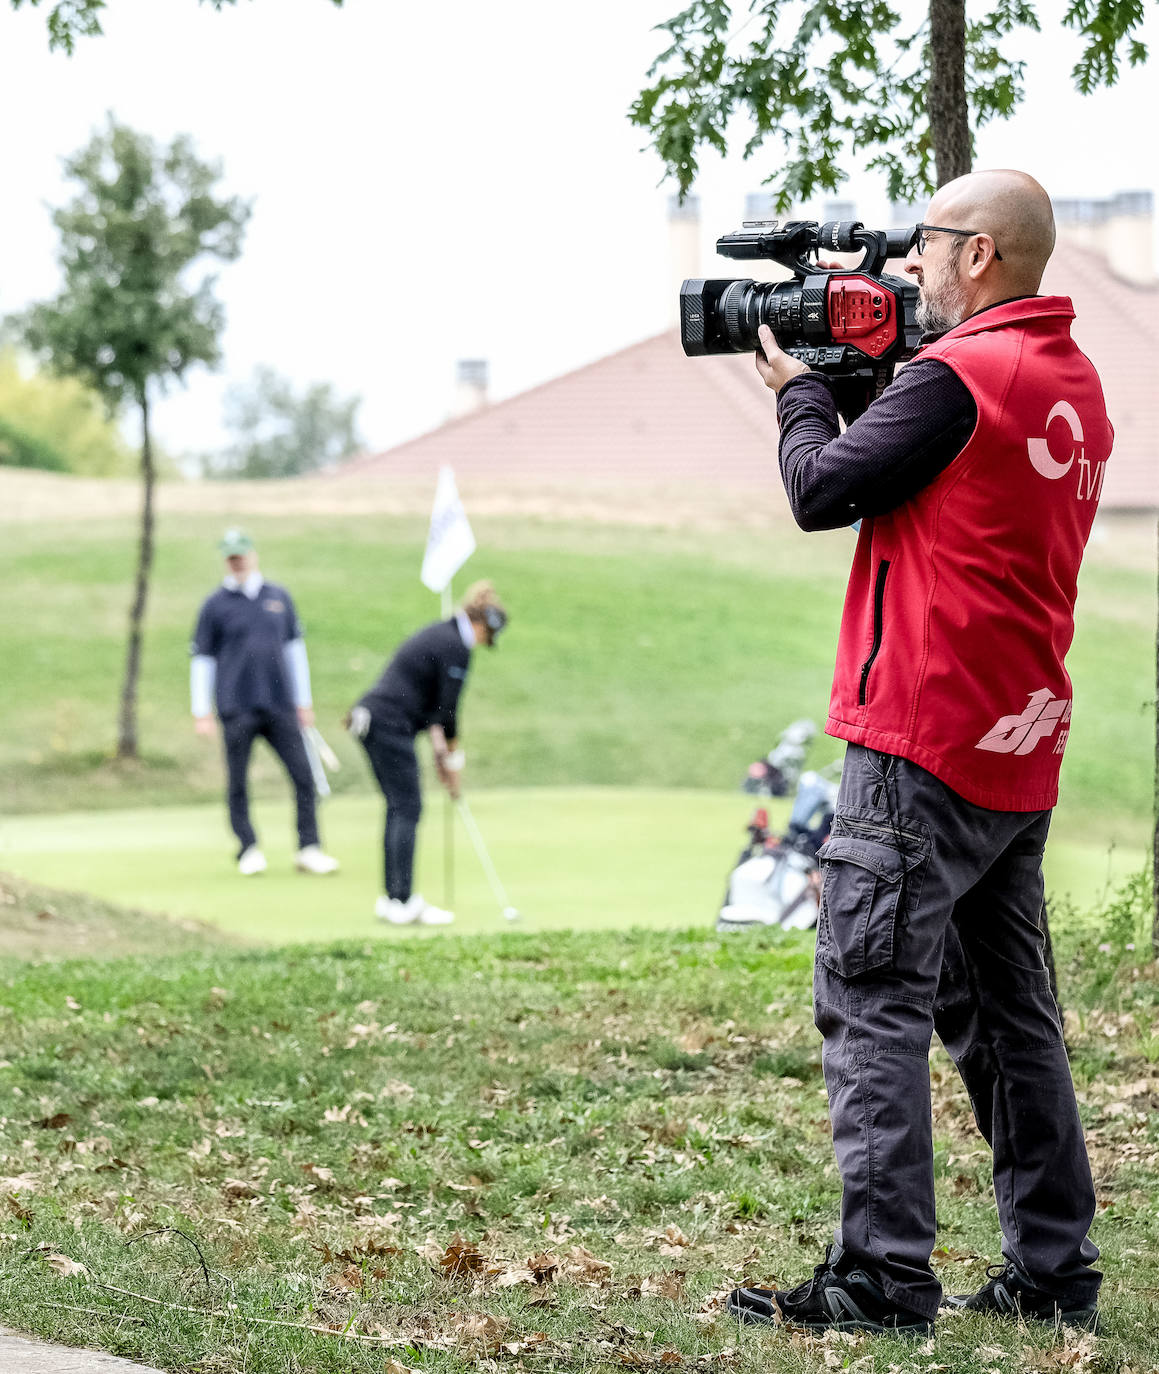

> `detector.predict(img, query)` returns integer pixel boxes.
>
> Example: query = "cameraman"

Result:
[728,171,1111,1336]
[346,581,508,927]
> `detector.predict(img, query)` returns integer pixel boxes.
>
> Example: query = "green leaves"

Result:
[11,0,346,53]
[631,0,1156,203]
[12,116,250,411]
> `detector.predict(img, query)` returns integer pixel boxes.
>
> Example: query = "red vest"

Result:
[827,296,1113,811]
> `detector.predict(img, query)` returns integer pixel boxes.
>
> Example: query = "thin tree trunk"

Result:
[1154,512,1159,957]
[928,0,971,186]
[116,390,155,760]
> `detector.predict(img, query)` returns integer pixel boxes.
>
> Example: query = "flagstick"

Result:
[442,576,454,909]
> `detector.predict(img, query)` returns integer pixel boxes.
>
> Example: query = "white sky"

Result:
[1,0,1156,459]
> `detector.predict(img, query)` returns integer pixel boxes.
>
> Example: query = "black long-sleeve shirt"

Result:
[359,619,471,740]
[775,359,977,530]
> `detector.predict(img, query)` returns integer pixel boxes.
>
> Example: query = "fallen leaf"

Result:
[528,1250,559,1283]
[222,1178,260,1199]
[33,1113,72,1130]
[436,1233,487,1277]
[43,1253,87,1278]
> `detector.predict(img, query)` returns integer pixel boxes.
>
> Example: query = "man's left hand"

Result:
[755,323,809,394]
[297,706,315,728]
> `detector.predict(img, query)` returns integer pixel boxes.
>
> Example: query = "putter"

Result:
[455,796,521,921]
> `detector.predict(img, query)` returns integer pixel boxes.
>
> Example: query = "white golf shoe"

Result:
[237,846,267,876]
[374,893,455,926]
[295,844,340,875]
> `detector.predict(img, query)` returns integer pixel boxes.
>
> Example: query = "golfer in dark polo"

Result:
[191,529,339,876]
[347,580,507,925]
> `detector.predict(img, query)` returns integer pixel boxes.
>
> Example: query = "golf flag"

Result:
[420,466,476,593]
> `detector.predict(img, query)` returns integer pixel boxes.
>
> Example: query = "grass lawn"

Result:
[1,917,1157,1373]
[0,787,1147,944]
[0,510,1152,870]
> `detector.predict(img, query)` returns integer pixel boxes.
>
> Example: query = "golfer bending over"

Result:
[191,528,339,876]
[728,170,1111,1336]
[347,581,507,926]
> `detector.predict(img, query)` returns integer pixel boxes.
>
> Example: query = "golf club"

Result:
[307,726,341,773]
[302,726,331,798]
[455,796,521,921]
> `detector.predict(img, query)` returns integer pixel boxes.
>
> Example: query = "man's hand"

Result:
[297,705,315,728]
[194,715,216,738]
[755,324,810,394]
[439,764,462,801]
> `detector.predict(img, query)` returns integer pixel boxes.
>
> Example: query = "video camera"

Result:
[680,220,921,382]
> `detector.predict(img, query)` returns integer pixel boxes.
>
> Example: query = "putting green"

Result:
[0,786,1144,944]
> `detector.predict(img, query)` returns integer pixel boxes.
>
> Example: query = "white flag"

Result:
[420,466,476,593]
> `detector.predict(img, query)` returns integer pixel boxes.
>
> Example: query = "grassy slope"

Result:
[0,870,229,960]
[0,511,1152,851]
[0,923,1156,1374]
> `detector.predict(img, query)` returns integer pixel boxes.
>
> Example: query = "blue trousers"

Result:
[221,708,318,856]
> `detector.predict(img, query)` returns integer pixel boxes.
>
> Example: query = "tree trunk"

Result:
[928,0,971,186]
[116,390,155,760]
[1154,512,1159,957]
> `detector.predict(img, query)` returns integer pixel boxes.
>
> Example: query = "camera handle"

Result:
[787,227,890,280]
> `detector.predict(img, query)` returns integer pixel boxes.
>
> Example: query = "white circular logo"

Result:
[1027,400,1084,480]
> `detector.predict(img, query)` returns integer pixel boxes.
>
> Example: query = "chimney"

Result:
[1104,190,1155,285]
[1056,190,1155,285]
[453,359,489,417]
[668,193,701,324]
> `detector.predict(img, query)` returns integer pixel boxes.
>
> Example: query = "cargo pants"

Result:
[814,744,1100,1320]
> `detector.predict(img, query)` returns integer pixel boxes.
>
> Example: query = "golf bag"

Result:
[742,718,817,797]
[717,770,838,933]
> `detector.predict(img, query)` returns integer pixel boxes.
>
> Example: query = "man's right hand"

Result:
[194,715,216,738]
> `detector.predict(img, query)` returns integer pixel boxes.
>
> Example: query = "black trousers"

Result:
[814,744,1099,1319]
[221,709,318,856]
[359,721,422,902]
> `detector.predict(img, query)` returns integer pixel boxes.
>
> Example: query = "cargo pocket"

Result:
[814,835,910,979]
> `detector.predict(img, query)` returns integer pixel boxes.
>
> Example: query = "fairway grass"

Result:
[0,787,1147,944]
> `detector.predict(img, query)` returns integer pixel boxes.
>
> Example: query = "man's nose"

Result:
[904,246,922,277]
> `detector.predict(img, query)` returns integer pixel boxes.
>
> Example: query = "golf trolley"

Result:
[716,768,839,933]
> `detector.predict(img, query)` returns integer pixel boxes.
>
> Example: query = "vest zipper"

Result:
[858,559,890,706]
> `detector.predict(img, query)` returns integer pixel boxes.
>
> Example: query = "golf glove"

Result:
[346,705,371,739]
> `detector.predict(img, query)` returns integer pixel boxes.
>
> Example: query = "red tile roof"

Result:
[337,238,1157,509]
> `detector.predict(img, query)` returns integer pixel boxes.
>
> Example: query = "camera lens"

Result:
[714,279,806,352]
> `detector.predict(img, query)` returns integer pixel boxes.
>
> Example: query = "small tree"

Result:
[15,117,249,760]
[9,0,344,54]
[213,366,362,479]
[631,2,1153,208]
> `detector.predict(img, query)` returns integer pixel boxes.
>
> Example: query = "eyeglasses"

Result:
[914,223,1002,260]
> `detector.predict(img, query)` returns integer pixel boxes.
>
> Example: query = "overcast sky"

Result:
[1,0,1156,460]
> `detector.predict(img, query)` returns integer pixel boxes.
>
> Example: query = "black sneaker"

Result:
[727,1249,933,1336]
[944,1262,1099,1331]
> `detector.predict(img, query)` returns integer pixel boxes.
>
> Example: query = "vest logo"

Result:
[262,598,286,614]
[1027,400,1083,480]
[976,689,1071,756]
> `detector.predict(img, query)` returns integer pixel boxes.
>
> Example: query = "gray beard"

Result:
[916,297,964,334]
[915,273,969,335]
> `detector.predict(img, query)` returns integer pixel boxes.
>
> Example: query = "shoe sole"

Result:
[726,1295,930,1337]
[943,1300,1099,1332]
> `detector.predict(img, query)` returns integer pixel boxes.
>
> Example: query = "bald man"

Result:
[727,172,1111,1336]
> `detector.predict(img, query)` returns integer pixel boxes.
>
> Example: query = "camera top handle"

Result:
[716,220,919,279]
